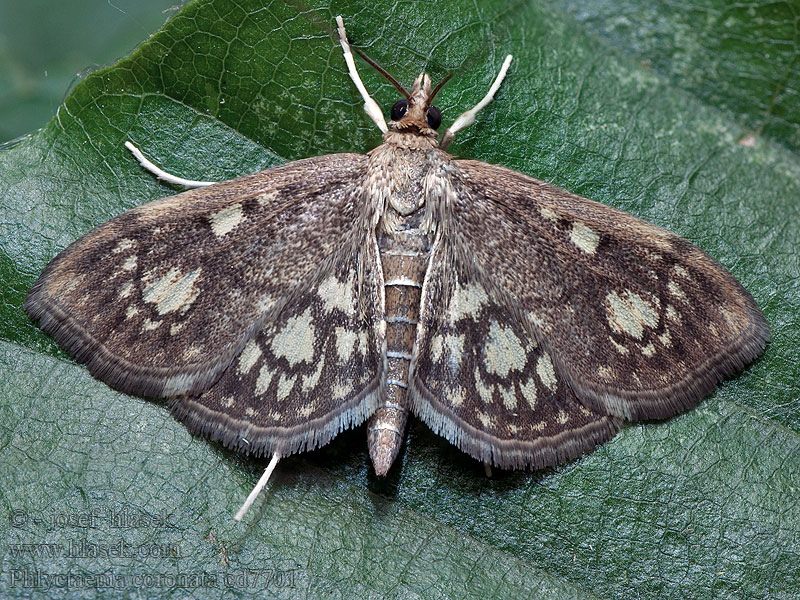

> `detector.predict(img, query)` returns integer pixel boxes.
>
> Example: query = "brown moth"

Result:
[25,17,769,519]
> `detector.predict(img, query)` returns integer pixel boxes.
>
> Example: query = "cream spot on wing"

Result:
[597,365,614,381]
[449,282,489,320]
[112,239,135,253]
[335,327,358,361]
[642,342,656,357]
[169,322,184,335]
[474,367,493,403]
[221,396,235,408]
[527,311,546,332]
[430,335,444,363]
[298,404,315,418]
[122,255,137,271]
[444,334,465,373]
[668,280,687,301]
[536,353,558,392]
[720,306,741,330]
[483,320,527,377]
[61,276,83,296]
[255,365,274,395]
[673,265,690,278]
[519,377,537,409]
[238,339,262,375]
[208,203,244,237]
[271,307,315,367]
[358,330,369,357]
[666,304,681,323]
[182,343,202,360]
[317,275,355,316]
[610,338,629,355]
[256,190,280,206]
[557,409,569,425]
[499,386,517,410]
[569,222,600,254]
[333,383,351,399]
[142,267,202,315]
[605,290,659,339]
[119,281,134,298]
[446,388,465,408]
[276,373,296,401]
[302,360,324,391]
[125,305,139,319]
[540,207,558,221]
[630,292,659,327]
[258,294,276,313]
[531,421,547,432]
[658,328,672,347]
[142,318,160,331]
[245,407,256,418]
[476,411,493,429]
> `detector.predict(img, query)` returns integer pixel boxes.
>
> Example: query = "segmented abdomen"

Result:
[367,229,429,475]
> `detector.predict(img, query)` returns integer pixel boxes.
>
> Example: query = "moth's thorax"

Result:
[382,131,440,150]
[367,136,448,233]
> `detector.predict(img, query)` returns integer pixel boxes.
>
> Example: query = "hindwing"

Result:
[171,242,384,457]
[410,243,621,469]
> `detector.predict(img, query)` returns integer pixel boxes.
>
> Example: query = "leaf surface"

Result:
[1,1,797,598]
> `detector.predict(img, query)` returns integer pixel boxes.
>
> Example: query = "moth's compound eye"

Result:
[426,105,442,130]
[390,99,408,121]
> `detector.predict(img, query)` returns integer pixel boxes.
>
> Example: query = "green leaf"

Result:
[0,0,180,143]
[546,0,800,152]
[1,1,797,599]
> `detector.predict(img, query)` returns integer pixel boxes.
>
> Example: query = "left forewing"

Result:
[450,160,769,421]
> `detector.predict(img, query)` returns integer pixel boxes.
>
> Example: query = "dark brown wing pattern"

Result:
[25,154,370,400]
[410,240,621,469]
[409,159,767,469]
[449,161,769,422]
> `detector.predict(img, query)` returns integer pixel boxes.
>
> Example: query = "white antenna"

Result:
[441,54,513,149]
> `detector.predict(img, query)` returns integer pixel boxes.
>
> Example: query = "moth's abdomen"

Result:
[369,229,429,475]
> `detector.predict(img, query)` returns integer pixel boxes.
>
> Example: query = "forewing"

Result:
[409,244,621,469]
[171,241,384,457]
[25,154,367,398]
[451,160,770,421]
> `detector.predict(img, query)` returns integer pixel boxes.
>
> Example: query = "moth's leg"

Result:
[440,55,513,150]
[125,141,217,188]
[336,16,389,134]
[234,452,280,522]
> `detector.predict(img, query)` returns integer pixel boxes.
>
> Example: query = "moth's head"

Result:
[386,72,448,137]
[353,48,451,139]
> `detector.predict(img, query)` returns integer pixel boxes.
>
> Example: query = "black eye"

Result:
[390,99,408,121]
[426,105,442,130]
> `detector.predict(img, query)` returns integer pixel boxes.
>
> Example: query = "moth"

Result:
[25,17,769,518]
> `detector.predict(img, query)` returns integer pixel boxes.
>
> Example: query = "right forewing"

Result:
[25,154,369,398]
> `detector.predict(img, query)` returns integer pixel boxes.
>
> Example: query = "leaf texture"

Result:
[0,1,797,599]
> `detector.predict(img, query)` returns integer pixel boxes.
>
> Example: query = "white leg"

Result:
[234,452,281,522]
[440,55,513,150]
[125,141,216,188]
[336,16,388,134]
